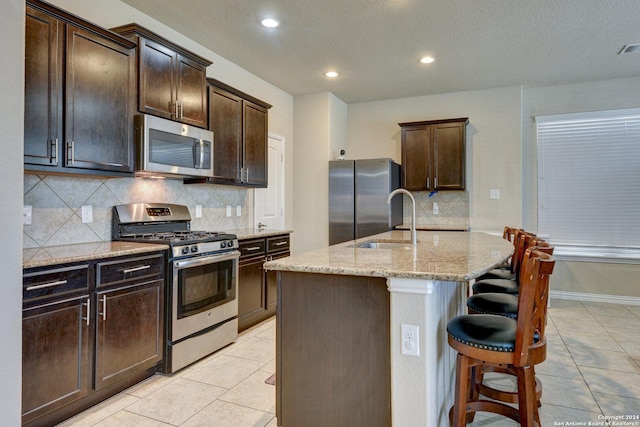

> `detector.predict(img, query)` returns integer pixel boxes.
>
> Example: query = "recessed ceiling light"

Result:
[261,18,279,28]
[420,56,435,64]
[619,44,640,54]
[324,71,339,78]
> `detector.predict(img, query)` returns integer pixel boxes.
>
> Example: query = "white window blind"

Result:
[536,109,640,256]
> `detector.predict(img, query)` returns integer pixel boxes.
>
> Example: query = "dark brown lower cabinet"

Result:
[22,251,165,427]
[95,279,163,390]
[277,272,391,427]
[238,248,266,331]
[238,234,290,331]
[22,295,90,425]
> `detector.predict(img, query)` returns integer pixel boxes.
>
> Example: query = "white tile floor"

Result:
[59,299,640,427]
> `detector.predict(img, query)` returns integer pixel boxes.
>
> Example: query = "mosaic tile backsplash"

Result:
[403,191,469,228]
[23,174,252,248]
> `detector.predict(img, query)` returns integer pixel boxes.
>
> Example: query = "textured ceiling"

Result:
[120,0,640,103]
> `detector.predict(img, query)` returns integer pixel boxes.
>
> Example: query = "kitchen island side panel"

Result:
[276,271,391,427]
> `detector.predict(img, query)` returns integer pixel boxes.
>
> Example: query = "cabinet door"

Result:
[401,126,431,190]
[432,122,465,190]
[138,37,176,120]
[209,86,243,182]
[94,279,163,390]
[243,102,269,187]
[24,6,63,167]
[238,256,266,331]
[265,250,289,316]
[177,54,207,128]
[65,24,135,173]
[22,295,91,424]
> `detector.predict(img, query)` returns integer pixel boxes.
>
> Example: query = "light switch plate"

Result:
[81,205,93,223]
[236,205,242,217]
[490,189,500,199]
[195,205,202,218]
[23,205,32,225]
[226,205,232,217]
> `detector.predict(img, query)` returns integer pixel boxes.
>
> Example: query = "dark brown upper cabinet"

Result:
[24,0,137,176]
[186,79,271,187]
[111,24,212,129]
[399,118,468,191]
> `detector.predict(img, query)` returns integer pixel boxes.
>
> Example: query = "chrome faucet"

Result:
[387,188,417,246]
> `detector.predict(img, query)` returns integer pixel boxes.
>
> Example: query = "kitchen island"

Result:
[263,230,513,427]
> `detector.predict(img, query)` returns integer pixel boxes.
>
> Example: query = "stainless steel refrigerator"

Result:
[329,158,403,245]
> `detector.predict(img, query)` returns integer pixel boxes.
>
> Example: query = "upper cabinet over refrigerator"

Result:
[329,159,403,245]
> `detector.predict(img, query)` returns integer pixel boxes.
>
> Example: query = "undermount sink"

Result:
[350,239,414,250]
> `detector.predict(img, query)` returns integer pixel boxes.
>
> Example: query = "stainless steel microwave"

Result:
[135,114,214,178]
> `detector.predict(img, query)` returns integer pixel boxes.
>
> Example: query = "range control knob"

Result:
[181,247,189,255]
[190,245,198,253]
[221,241,227,248]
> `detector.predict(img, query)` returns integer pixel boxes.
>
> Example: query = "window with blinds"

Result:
[536,109,640,261]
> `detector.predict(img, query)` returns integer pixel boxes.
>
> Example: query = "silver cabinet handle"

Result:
[67,141,75,165]
[100,295,107,321]
[427,177,430,189]
[245,246,262,251]
[51,138,58,164]
[434,177,438,188]
[123,265,151,274]
[26,280,67,291]
[83,298,90,326]
[274,241,287,246]
[246,168,250,182]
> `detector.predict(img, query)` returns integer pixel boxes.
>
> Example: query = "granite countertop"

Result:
[23,241,169,269]
[263,230,513,282]
[227,228,293,240]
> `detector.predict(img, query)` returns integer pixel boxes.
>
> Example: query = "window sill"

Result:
[553,245,640,264]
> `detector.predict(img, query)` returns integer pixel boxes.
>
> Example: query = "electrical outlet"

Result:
[490,189,500,199]
[236,205,242,217]
[401,324,419,357]
[432,202,439,215]
[226,205,232,217]
[23,205,32,225]
[81,205,93,223]
[195,205,202,218]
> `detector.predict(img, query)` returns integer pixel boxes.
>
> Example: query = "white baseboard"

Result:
[550,290,640,306]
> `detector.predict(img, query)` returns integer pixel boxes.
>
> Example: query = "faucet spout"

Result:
[387,188,417,246]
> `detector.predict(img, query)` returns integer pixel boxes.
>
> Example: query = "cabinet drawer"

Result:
[267,235,290,253]
[97,253,165,287]
[23,264,90,304]
[239,238,266,258]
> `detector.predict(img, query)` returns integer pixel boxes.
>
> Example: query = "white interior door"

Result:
[254,134,285,229]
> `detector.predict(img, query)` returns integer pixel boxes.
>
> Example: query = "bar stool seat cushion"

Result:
[472,278,519,294]
[467,293,519,319]
[447,314,516,352]
[475,268,516,281]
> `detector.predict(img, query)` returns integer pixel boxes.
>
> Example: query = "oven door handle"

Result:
[174,251,240,269]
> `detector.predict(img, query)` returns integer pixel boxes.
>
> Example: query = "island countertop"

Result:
[263,230,513,282]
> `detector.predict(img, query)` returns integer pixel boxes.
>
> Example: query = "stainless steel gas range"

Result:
[112,203,240,373]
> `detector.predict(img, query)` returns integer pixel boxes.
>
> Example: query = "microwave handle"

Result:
[198,139,205,169]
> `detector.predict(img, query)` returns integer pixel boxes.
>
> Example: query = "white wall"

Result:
[0,0,24,423]
[346,86,523,232]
